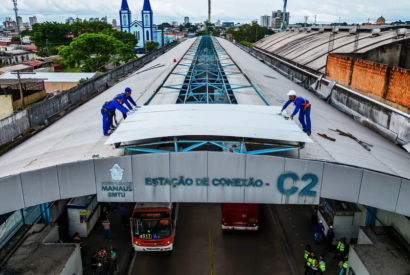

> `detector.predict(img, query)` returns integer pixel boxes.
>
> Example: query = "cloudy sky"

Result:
[0,0,409,26]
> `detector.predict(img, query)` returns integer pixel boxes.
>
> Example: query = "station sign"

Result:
[145,171,319,197]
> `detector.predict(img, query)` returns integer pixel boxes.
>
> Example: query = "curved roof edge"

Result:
[0,152,408,217]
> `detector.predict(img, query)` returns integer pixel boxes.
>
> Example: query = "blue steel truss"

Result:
[119,36,304,155]
[164,36,244,104]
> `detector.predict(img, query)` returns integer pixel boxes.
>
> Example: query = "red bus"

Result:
[221,203,259,230]
[131,202,179,251]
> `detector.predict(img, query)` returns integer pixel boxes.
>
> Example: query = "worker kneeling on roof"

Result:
[278,90,312,136]
[101,98,130,136]
[114,87,140,119]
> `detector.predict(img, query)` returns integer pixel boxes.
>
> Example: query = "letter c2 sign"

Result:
[277,172,318,196]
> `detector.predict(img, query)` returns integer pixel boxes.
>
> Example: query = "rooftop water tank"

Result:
[371,28,381,36]
[319,28,325,33]
[397,28,406,38]
[286,28,290,31]
[349,28,357,35]
[306,27,312,33]
[291,27,295,32]
[332,28,339,34]
[298,28,304,32]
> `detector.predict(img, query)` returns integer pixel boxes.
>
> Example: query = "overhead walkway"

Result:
[0,37,409,218]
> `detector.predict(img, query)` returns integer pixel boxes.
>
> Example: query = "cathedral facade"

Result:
[119,0,164,49]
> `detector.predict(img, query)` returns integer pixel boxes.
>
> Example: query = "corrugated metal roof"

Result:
[105,104,313,144]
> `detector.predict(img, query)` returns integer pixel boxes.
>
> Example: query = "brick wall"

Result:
[386,67,410,108]
[326,53,410,109]
[326,54,352,85]
[351,59,388,98]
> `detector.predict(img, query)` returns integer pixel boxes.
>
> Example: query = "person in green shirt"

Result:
[109,246,117,275]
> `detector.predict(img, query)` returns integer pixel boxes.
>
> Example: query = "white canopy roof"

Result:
[105,104,313,144]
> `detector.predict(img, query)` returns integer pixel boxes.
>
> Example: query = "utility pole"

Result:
[208,0,211,24]
[17,71,24,108]
[304,16,309,27]
[46,39,49,56]
[339,17,341,26]
[12,0,21,38]
[315,15,317,25]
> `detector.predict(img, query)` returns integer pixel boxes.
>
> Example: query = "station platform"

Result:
[81,203,135,274]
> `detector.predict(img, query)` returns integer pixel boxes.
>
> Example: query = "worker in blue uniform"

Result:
[114,87,140,118]
[101,98,129,136]
[278,90,312,136]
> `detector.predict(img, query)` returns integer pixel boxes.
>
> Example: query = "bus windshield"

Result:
[133,219,171,240]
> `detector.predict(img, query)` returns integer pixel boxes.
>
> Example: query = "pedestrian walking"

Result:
[304,245,312,267]
[278,90,312,136]
[102,218,112,241]
[313,255,325,275]
[91,252,99,275]
[119,204,128,226]
[339,255,348,275]
[304,251,318,275]
[314,220,325,244]
[333,237,346,261]
[326,226,335,251]
[109,246,118,275]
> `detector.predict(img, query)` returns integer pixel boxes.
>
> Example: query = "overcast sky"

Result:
[0,0,409,26]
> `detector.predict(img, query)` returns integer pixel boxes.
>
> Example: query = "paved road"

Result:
[131,204,292,275]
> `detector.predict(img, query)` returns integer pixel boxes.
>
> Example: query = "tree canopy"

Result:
[58,33,135,72]
[31,21,137,56]
[226,24,268,43]
[145,41,159,53]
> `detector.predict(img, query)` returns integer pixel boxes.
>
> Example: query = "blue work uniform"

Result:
[283,96,312,132]
[101,100,129,135]
[114,93,137,110]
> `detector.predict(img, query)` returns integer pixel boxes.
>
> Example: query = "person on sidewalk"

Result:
[278,90,312,136]
[73,232,83,247]
[304,245,312,267]
[109,246,118,275]
[102,218,113,241]
[326,226,335,251]
[339,255,348,275]
[333,237,346,260]
[119,204,128,226]
[314,220,325,244]
[91,252,99,275]
[305,251,317,275]
[313,255,326,275]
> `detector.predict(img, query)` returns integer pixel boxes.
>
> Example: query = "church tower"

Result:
[119,0,131,33]
[141,0,153,46]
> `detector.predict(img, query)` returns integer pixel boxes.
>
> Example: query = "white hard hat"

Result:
[319,220,323,223]
[287,90,297,96]
[330,225,333,228]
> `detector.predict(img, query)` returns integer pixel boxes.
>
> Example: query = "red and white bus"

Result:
[221,203,259,230]
[131,202,179,251]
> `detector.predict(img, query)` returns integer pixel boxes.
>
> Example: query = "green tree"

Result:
[31,21,138,56]
[145,41,159,52]
[178,24,184,31]
[11,36,21,42]
[21,29,32,36]
[59,33,135,72]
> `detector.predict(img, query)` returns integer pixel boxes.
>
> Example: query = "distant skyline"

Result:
[0,0,408,26]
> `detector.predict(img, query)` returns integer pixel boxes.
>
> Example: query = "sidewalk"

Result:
[274,205,343,275]
[81,203,135,275]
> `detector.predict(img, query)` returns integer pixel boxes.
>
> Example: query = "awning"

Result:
[106,104,313,144]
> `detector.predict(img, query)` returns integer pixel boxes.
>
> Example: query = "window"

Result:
[145,15,148,26]
[123,15,126,24]
[137,31,140,40]
[146,30,149,41]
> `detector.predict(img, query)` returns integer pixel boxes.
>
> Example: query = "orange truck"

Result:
[221,203,259,230]
[131,202,179,251]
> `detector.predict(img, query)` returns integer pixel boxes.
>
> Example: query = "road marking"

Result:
[209,227,214,275]
[127,251,137,275]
